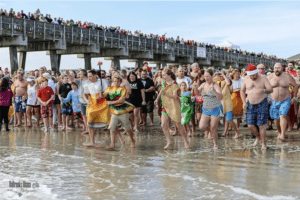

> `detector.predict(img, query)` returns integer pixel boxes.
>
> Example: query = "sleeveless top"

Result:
[201,83,221,110]
[27,84,39,105]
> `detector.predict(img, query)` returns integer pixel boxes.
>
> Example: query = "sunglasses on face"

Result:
[258,68,265,70]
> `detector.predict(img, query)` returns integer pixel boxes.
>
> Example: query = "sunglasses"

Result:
[258,68,265,70]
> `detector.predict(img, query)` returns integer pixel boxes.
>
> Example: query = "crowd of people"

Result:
[0,7,288,63]
[0,59,299,151]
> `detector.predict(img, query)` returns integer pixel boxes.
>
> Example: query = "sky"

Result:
[0,1,299,72]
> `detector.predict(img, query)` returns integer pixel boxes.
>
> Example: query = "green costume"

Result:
[180,91,194,125]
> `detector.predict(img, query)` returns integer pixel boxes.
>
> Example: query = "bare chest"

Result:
[270,77,289,88]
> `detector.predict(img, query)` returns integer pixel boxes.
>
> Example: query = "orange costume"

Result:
[84,79,111,128]
[231,79,244,118]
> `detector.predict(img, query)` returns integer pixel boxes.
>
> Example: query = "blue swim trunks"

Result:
[61,102,73,116]
[270,97,291,120]
[14,96,27,113]
[202,106,222,117]
[246,98,268,126]
[220,104,233,121]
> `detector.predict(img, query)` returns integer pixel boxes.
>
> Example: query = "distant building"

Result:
[287,53,300,61]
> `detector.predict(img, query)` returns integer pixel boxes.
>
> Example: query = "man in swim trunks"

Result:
[241,63,273,150]
[13,71,28,126]
[267,63,298,141]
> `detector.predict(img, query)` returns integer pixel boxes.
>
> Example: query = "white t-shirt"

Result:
[176,77,191,89]
[84,79,109,95]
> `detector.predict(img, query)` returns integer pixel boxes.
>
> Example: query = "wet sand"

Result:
[0,115,300,200]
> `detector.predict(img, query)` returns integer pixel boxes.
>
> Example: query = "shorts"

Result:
[141,101,154,113]
[246,98,268,126]
[109,113,130,131]
[27,104,40,108]
[220,104,233,121]
[41,104,53,118]
[270,98,291,120]
[80,103,87,116]
[195,102,203,114]
[54,95,61,105]
[74,112,83,120]
[129,98,141,108]
[202,106,222,118]
[268,103,273,121]
[15,96,27,113]
[61,102,73,115]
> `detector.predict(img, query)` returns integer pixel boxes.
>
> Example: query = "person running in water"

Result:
[268,63,298,141]
[241,64,273,150]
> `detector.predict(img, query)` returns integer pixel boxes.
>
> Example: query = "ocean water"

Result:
[0,120,300,200]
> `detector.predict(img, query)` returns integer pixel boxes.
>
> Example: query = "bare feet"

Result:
[253,136,261,147]
[66,126,72,130]
[25,124,32,127]
[93,143,102,148]
[277,135,280,140]
[80,130,89,136]
[140,123,146,126]
[184,140,189,149]
[130,139,135,148]
[150,123,154,126]
[222,131,227,137]
[15,124,21,127]
[278,135,285,141]
[213,145,218,150]
[187,129,191,138]
[233,130,240,139]
[106,145,115,150]
[164,142,172,150]
[170,130,178,136]
[60,126,66,130]
[232,133,239,139]
[44,129,48,134]
[207,133,212,140]
[261,144,267,150]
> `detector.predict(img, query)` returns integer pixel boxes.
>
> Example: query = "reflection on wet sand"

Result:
[0,116,300,199]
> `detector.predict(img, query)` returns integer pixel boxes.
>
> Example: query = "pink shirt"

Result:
[0,87,13,106]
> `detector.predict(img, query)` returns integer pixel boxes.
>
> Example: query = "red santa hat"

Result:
[247,63,258,75]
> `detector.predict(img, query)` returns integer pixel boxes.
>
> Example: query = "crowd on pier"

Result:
[0,8,288,63]
[0,60,299,150]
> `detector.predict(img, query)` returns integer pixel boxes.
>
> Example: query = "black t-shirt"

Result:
[59,83,72,98]
[129,80,144,102]
[140,78,155,102]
